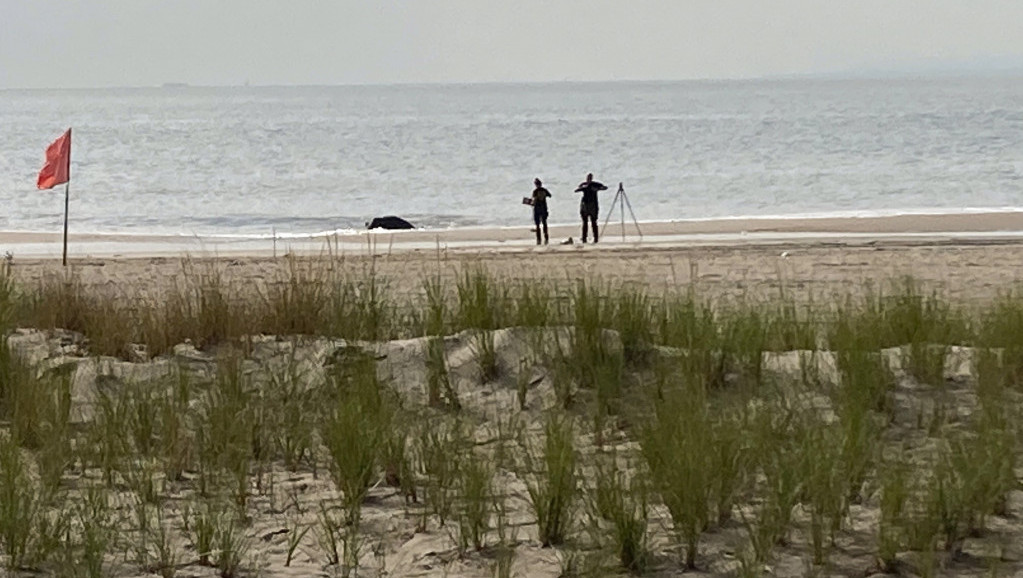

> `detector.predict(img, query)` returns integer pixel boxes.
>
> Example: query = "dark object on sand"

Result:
[367,216,415,230]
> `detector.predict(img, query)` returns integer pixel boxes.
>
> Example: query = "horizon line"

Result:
[3,66,1023,92]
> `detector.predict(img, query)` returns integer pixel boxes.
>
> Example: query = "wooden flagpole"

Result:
[62,128,71,266]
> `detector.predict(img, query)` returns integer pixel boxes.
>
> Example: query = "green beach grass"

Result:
[1,259,1023,576]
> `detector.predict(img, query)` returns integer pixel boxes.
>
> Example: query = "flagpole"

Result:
[62,183,70,266]
[62,128,71,267]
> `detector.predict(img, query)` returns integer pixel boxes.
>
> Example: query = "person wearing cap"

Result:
[530,178,552,245]
[574,173,607,243]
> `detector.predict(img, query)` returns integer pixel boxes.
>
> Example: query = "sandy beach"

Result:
[5,211,1023,304]
[5,210,1023,260]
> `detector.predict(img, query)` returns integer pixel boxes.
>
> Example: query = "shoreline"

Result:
[5,210,1023,259]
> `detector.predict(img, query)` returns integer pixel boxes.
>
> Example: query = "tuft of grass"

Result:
[425,336,457,409]
[456,266,507,332]
[0,433,42,570]
[608,285,654,365]
[523,413,577,547]
[190,263,238,349]
[189,500,219,566]
[322,350,394,518]
[829,279,969,387]
[586,453,650,574]
[260,255,329,336]
[74,486,115,578]
[422,274,449,336]
[514,281,554,328]
[33,374,74,495]
[213,507,250,578]
[976,290,1023,380]
[877,454,909,573]
[972,351,1018,518]
[709,399,753,526]
[134,501,179,578]
[555,281,626,427]
[262,352,316,471]
[764,296,819,351]
[0,261,16,330]
[717,304,769,389]
[316,503,361,575]
[472,329,500,383]
[316,503,344,566]
[137,259,256,356]
[655,291,716,351]
[800,416,847,566]
[2,349,73,466]
[194,353,256,506]
[383,424,417,504]
[20,270,136,357]
[417,418,466,527]
[188,497,250,576]
[829,341,884,505]
[641,375,711,569]
[738,393,808,564]
[492,542,515,578]
[456,450,494,553]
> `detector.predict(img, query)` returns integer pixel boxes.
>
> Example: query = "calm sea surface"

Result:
[1,77,1022,238]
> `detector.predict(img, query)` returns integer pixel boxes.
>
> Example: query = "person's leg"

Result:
[591,214,599,243]
[542,216,549,244]
[534,211,542,245]
[581,212,589,242]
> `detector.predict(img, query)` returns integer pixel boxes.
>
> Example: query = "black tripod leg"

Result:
[602,191,620,234]
[621,191,643,239]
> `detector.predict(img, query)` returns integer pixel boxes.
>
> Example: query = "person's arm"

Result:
[545,188,552,198]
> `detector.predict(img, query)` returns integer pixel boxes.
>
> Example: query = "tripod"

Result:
[602,182,643,241]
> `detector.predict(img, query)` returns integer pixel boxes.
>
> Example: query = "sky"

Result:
[2,1,1023,89]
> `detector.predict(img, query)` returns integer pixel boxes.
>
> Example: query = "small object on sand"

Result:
[261,529,289,542]
[367,216,415,230]
[561,237,574,245]
[780,251,790,258]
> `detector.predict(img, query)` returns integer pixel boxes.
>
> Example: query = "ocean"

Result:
[1,76,1022,239]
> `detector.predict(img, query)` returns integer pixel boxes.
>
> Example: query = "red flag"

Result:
[37,128,71,190]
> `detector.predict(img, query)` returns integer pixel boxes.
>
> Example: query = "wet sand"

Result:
[4,210,1023,260]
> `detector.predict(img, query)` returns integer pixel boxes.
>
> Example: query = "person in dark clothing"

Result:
[574,173,607,243]
[530,178,552,245]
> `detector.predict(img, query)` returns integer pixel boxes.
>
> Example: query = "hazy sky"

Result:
[3,1,1023,89]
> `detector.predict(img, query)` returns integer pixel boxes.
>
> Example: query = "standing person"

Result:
[530,177,552,245]
[575,173,607,243]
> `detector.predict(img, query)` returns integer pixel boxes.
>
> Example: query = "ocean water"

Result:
[1,77,1022,238]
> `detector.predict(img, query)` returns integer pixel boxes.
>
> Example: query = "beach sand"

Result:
[5,211,1023,303]
[5,210,1023,259]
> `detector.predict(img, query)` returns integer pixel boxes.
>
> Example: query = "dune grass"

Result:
[322,349,395,519]
[586,451,651,574]
[641,373,713,569]
[4,262,1023,574]
[523,413,577,547]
